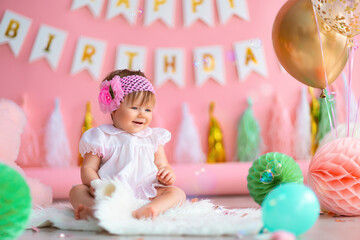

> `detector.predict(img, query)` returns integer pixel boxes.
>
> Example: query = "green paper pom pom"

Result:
[247,152,303,205]
[0,163,32,240]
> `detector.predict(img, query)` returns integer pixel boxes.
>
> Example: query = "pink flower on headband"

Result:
[98,76,124,114]
[98,74,155,114]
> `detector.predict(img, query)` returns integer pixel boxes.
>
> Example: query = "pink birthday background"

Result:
[1,0,359,167]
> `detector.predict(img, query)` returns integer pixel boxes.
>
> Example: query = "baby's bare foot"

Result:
[74,204,93,220]
[132,206,158,219]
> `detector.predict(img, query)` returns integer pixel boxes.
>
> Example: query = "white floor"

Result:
[19,195,360,240]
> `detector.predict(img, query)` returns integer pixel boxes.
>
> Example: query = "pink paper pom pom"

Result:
[308,137,360,216]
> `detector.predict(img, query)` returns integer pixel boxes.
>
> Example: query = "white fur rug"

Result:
[28,179,262,236]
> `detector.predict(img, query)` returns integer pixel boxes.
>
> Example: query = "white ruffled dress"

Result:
[79,124,171,200]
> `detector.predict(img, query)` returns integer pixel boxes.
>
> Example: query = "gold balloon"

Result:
[78,101,94,166]
[312,0,360,39]
[272,0,348,89]
[207,102,226,163]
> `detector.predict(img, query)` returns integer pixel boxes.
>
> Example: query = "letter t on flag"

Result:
[115,44,146,71]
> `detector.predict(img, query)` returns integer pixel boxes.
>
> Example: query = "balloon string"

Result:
[342,71,358,138]
[353,96,360,137]
[347,42,354,137]
[312,5,337,138]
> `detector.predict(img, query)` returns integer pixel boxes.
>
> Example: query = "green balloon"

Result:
[247,152,303,205]
[0,163,32,240]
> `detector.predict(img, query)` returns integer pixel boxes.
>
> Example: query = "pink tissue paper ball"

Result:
[308,137,360,216]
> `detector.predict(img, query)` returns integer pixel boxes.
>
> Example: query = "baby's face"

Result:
[112,97,154,134]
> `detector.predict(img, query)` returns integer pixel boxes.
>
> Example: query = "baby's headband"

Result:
[98,75,155,114]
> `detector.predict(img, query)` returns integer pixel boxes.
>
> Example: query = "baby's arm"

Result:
[154,145,175,185]
[81,153,101,195]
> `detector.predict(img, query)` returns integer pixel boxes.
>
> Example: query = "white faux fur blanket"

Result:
[28,179,262,236]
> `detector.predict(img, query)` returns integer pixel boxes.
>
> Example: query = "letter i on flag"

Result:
[233,39,268,81]
[29,24,68,70]
[71,36,107,80]
[0,10,32,57]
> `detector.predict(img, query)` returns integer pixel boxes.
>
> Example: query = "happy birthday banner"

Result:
[0,8,268,86]
[71,0,250,27]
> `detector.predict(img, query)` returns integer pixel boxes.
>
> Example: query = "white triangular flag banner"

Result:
[29,24,68,70]
[45,98,72,168]
[106,0,140,25]
[155,48,184,88]
[0,10,32,57]
[115,44,146,71]
[174,103,206,163]
[183,0,214,27]
[71,36,107,80]
[233,39,268,81]
[216,0,249,24]
[144,0,175,27]
[193,45,225,86]
[71,0,104,17]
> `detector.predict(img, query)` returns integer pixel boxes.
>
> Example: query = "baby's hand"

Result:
[89,186,96,197]
[157,166,175,185]
[89,179,101,197]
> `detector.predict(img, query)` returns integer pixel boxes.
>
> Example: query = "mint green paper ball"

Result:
[247,152,303,205]
[0,163,32,240]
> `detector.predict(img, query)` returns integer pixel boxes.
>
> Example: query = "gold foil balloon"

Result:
[312,0,360,39]
[78,101,94,166]
[272,0,348,89]
[207,102,226,163]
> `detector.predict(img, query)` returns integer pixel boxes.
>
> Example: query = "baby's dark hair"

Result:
[103,69,155,106]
